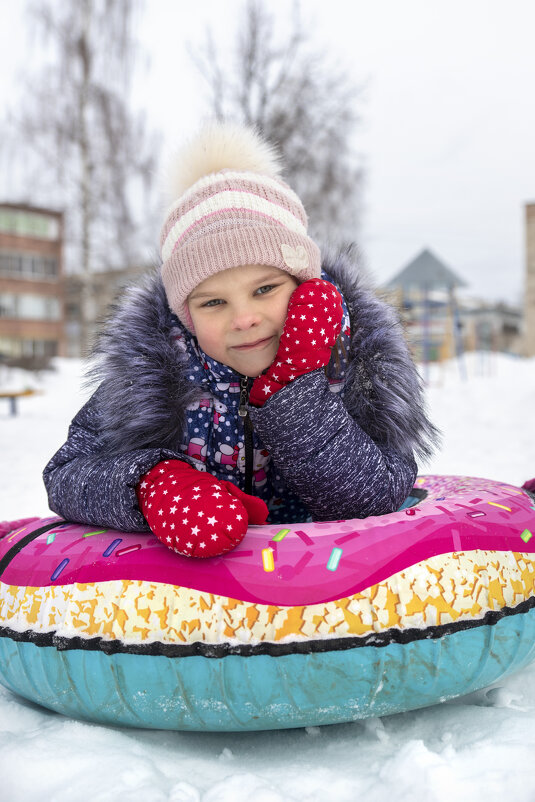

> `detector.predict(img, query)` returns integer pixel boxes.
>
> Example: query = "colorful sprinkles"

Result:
[521,529,533,544]
[115,544,142,558]
[295,529,314,546]
[272,528,290,542]
[262,547,275,572]
[327,547,343,572]
[7,528,25,543]
[50,558,69,582]
[103,538,122,557]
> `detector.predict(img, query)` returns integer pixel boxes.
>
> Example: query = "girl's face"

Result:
[188,264,298,377]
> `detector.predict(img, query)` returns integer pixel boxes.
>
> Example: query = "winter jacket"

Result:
[43,249,439,532]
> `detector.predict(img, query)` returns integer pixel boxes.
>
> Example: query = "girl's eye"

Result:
[201,284,276,307]
[256,284,275,295]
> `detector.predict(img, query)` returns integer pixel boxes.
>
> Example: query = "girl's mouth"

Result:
[231,336,274,351]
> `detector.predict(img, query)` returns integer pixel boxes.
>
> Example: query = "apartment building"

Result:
[0,202,65,364]
[64,262,152,356]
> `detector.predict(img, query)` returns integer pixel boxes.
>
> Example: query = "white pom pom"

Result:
[165,122,282,202]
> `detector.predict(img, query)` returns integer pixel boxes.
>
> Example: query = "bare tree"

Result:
[191,0,365,247]
[8,0,160,353]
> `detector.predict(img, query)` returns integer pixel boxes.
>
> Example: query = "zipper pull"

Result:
[238,376,249,417]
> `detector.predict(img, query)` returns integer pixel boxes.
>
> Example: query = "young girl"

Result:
[44,123,438,558]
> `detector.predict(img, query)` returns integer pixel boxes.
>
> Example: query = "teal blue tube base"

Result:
[1,608,534,731]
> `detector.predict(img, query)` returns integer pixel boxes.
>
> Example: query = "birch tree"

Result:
[10,0,159,353]
[192,0,365,247]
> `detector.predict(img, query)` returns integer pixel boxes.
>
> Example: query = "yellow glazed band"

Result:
[1,549,534,647]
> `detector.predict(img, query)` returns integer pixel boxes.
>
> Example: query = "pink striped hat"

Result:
[160,125,321,330]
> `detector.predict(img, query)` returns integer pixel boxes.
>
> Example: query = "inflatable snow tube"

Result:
[1,475,535,732]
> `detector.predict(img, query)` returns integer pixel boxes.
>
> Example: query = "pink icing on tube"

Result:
[1,476,535,606]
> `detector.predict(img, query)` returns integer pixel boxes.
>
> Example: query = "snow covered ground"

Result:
[0,353,534,801]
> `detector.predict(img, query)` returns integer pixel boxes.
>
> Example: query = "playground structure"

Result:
[383,248,522,381]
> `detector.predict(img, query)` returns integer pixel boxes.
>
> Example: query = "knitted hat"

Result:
[160,123,321,330]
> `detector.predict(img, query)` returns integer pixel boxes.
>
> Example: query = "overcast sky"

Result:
[1,0,534,303]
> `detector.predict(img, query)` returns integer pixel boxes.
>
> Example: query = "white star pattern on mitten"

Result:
[136,461,252,558]
[249,278,344,407]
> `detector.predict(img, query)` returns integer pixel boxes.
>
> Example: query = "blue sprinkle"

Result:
[103,538,123,557]
[51,558,69,582]
[327,547,343,572]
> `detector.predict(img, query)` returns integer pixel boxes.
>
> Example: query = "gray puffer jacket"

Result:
[43,249,439,531]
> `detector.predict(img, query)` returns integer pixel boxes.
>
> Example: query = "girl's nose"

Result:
[231,306,261,330]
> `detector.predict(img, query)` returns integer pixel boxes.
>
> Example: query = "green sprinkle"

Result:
[327,547,343,572]
[521,529,533,543]
[83,529,107,538]
[46,533,56,545]
[273,528,290,542]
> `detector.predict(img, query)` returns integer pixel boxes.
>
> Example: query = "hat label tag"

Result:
[280,243,309,274]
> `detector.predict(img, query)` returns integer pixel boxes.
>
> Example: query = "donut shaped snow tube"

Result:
[1,475,535,731]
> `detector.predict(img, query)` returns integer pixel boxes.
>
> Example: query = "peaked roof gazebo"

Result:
[385,248,469,377]
[385,248,467,292]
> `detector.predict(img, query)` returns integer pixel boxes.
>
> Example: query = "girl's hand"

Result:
[136,460,268,558]
[249,278,343,406]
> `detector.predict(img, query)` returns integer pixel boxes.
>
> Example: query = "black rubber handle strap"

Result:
[409,487,428,502]
[0,520,65,579]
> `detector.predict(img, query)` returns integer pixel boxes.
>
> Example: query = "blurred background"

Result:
[1,7,535,794]
[0,0,534,367]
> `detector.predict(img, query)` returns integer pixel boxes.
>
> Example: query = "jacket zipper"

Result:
[238,376,254,495]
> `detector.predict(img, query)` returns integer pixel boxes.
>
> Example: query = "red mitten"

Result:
[219,479,270,524]
[249,278,343,406]
[136,460,268,558]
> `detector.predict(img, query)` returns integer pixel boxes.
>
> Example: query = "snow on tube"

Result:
[1,475,535,732]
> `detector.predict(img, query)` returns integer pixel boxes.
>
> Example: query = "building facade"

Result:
[0,203,65,365]
[64,262,151,357]
[525,203,535,357]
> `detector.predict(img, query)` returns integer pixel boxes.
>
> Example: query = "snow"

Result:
[1,353,535,801]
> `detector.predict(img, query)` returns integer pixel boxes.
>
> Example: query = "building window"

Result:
[0,208,60,240]
[65,302,81,319]
[44,258,58,277]
[0,337,58,359]
[0,294,17,318]
[0,250,59,280]
[0,292,61,321]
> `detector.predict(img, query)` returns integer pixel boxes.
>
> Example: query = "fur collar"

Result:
[324,248,439,460]
[88,249,439,460]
